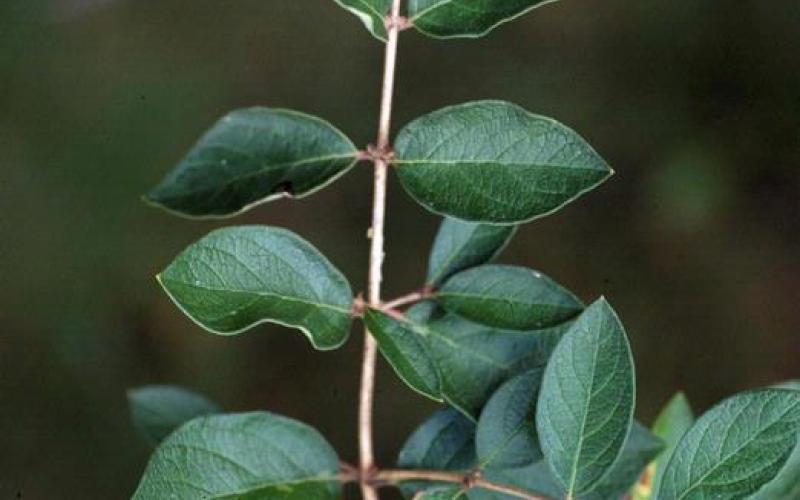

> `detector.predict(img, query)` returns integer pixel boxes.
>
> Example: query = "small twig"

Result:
[372,469,551,500]
[382,286,434,311]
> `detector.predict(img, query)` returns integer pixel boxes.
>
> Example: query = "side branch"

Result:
[363,469,550,500]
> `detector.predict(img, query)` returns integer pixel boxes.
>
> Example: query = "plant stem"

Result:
[374,469,549,500]
[359,1,403,499]
[382,288,432,311]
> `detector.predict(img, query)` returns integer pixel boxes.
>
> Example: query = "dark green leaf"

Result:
[656,389,800,500]
[416,486,468,499]
[476,370,544,469]
[651,392,694,495]
[331,0,391,41]
[389,303,569,419]
[394,101,612,224]
[364,308,443,402]
[158,226,353,350]
[127,385,219,445]
[536,298,635,497]
[146,108,358,218]
[133,412,341,499]
[408,0,559,39]
[437,265,583,330]
[477,423,661,500]
[398,409,477,497]
[427,217,516,286]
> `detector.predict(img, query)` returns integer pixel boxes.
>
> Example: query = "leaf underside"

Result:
[158,226,353,350]
[132,412,341,500]
[331,0,391,41]
[147,107,358,218]
[394,101,612,224]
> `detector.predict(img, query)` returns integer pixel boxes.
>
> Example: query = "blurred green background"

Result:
[1,0,799,497]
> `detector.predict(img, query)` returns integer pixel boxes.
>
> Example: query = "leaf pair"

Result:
[334,0,561,41]
[148,102,611,226]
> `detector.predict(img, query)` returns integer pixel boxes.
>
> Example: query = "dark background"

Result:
[1,0,798,497]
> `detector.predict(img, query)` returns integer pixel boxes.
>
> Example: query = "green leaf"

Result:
[437,265,583,330]
[416,487,468,499]
[775,380,800,391]
[476,370,544,469]
[157,226,353,350]
[388,303,569,419]
[536,298,636,497]
[398,408,477,497]
[751,440,800,500]
[331,0,390,41]
[656,389,800,500]
[477,424,662,500]
[394,101,612,224]
[133,412,341,499]
[127,385,219,445]
[427,217,516,286]
[408,0,559,39]
[650,392,694,495]
[364,308,443,402]
[146,108,358,218]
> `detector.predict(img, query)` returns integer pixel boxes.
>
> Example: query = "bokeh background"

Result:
[2,0,799,497]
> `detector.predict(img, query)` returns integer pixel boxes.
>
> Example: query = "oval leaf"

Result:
[146,108,358,218]
[133,412,340,499]
[332,0,390,41]
[364,308,443,402]
[408,0,559,39]
[394,101,612,224]
[536,298,636,497]
[397,303,569,419]
[476,369,544,469]
[127,385,219,445]
[158,226,353,350]
[656,389,800,500]
[427,217,516,286]
[437,265,583,330]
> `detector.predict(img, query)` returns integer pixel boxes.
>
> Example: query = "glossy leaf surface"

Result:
[146,108,358,218]
[331,0,391,41]
[127,385,219,445]
[437,265,583,330]
[656,389,800,500]
[536,298,635,497]
[476,370,544,469]
[394,101,612,224]
[408,0,559,39]
[158,226,353,350]
[133,412,341,499]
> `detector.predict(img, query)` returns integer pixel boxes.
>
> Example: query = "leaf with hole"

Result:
[476,369,544,469]
[408,0,560,39]
[394,101,612,224]
[332,0,391,41]
[437,265,583,330]
[157,226,353,350]
[127,385,219,445]
[536,298,636,497]
[133,412,341,499]
[146,107,358,218]
[427,217,516,286]
[656,388,800,500]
